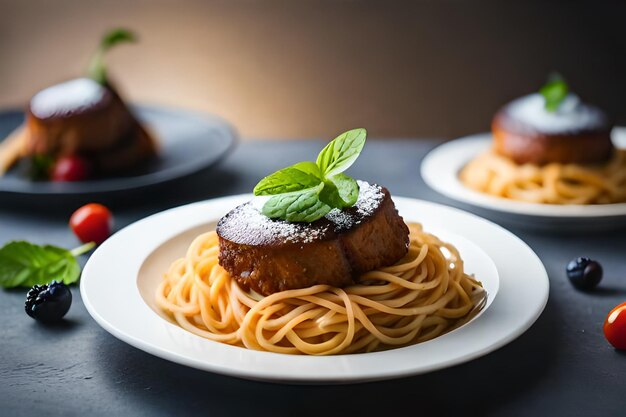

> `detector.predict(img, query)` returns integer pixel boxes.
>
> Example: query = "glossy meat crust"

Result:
[217,183,410,295]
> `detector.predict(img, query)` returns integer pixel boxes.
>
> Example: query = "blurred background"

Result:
[1,0,625,140]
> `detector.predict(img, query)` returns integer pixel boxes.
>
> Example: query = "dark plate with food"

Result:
[0,105,236,197]
[0,28,236,204]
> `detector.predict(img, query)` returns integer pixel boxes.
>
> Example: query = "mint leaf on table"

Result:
[253,128,366,222]
[0,242,81,288]
[540,73,569,112]
[87,28,137,84]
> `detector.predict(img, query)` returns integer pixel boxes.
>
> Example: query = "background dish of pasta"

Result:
[421,128,626,231]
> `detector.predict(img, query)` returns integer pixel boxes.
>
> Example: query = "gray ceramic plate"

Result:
[0,105,236,200]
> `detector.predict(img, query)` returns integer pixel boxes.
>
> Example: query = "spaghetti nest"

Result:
[156,224,486,355]
[460,149,626,204]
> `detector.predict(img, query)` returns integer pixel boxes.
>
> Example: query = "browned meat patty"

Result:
[24,77,157,175]
[492,102,613,165]
[217,182,410,295]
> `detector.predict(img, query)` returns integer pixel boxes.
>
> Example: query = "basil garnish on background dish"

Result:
[87,28,136,84]
[253,128,366,222]
[540,73,569,112]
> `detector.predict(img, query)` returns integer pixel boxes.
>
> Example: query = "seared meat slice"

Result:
[24,77,157,175]
[492,96,614,165]
[217,182,410,295]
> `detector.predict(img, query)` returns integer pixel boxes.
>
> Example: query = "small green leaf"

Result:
[286,192,332,222]
[319,174,359,208]
[100,29,136,51]
[28,154,54,181]
[262,194,297,219]
[540,73,569,112]
[291,161,322,179]
[0,241,81,288]
[262,184,331,222]
[316,128,366,177]
[87,28,137,84]
[253,128,367,222]
[253,162,322,196]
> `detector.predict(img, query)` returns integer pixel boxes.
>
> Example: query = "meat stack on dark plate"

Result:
[26,77,157,175]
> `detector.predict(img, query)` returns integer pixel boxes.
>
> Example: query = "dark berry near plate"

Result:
[25,280,72,323]
[566,257,602,290]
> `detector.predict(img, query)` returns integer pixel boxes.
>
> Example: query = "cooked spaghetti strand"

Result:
[155,224,486,355]
[460,149,626,204]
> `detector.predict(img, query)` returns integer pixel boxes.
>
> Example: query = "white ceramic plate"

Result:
[421,128,626,231]
[81,195,548,383]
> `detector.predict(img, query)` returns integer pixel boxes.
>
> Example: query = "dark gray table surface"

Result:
[1,139,625,417]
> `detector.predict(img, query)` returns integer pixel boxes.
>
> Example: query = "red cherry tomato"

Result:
[52,155,90,182]
[604,302,626,350]
[69,203,113,244]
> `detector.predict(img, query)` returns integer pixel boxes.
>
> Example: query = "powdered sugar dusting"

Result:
[30,78,109,119]
[325,181,384,231]
[503,93,609,134]
[217,181,385,245]
[217,202,331,245]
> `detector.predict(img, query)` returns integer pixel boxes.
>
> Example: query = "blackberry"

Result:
[25,280,72,323]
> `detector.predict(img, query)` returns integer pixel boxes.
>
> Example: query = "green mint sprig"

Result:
[0,241,94,288]
[253,128,366,222]
[87,28,137,84]
[539,73,569,112]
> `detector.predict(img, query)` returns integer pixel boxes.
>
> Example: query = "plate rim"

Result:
[80,195,549,383]
[421,130,626,218]
[0,105,238,195]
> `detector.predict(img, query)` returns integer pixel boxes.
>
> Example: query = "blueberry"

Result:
[566,257,603,290]
[25,280,72,323]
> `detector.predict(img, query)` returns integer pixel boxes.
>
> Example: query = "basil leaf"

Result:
[316,128,366,177]
[100,28,136,51]
[29,154,54,181]
[262,194,299,219]
[0,241,81,289]
[88,28,137,84]
[262,185,331,222]
[253,128,367,222]
[320,174,359,208]
[286,193,332,222]
[319,174,359,208]
[540,73,569,112]
[291,161,322,179]
[329,173,359,206]
[254,162,322,196]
